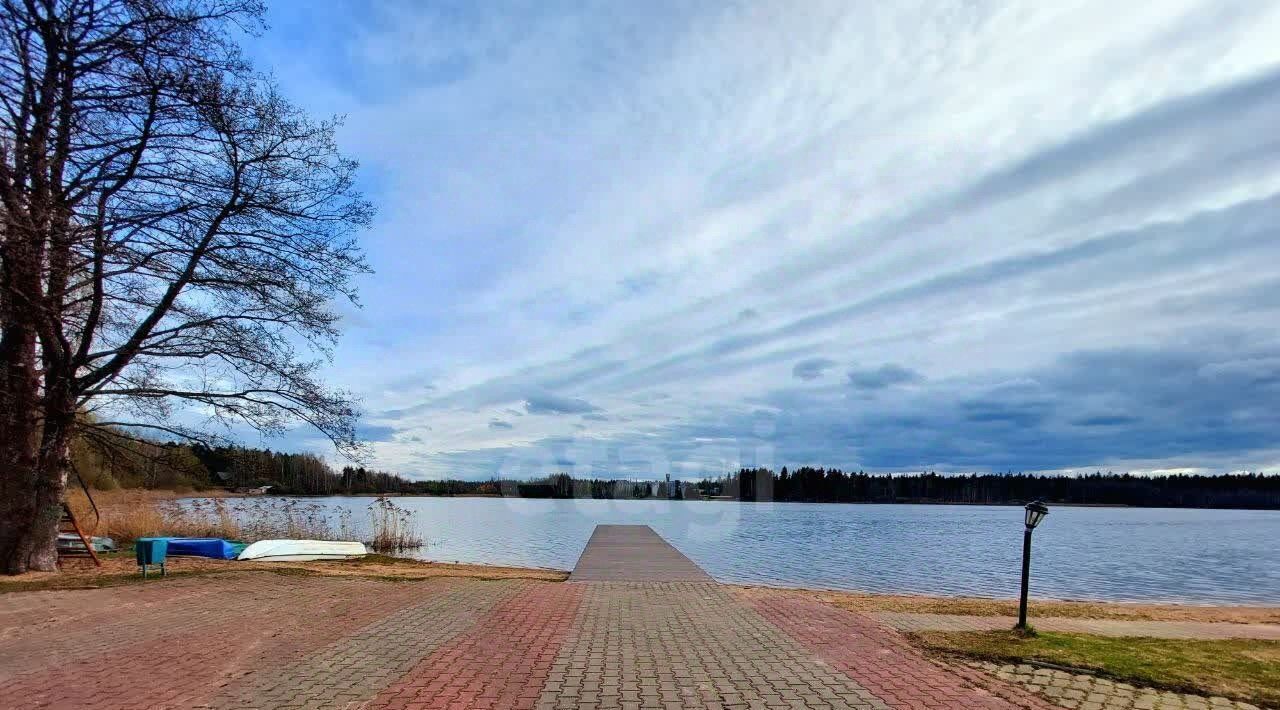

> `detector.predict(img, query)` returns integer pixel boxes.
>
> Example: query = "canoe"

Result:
[161,538,245,560]
[236,539,367,562]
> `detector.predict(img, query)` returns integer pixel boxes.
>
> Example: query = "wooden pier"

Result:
[568,524,713,582]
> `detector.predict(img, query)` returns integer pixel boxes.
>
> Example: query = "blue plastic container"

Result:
[135,537,168,578]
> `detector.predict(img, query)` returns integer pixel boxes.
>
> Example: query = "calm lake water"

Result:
[209,497,1280,605]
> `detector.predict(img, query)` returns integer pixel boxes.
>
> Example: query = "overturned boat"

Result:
[236,539,367,562]
[57,533,117,553]
[161,538,245,560]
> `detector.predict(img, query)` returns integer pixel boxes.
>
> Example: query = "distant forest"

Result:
[714,467,1280,509]
[70,429,425,496]
[72,431,1280,508]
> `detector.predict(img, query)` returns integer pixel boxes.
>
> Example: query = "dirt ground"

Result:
[0,553,567,593]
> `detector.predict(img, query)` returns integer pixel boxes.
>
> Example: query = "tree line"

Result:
[513,473,698,499]
[73,437,424,497]
[72,438,1280,508]
[72,441,714,500]
[714,467,1280,509]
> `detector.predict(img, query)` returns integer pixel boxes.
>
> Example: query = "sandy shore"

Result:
[744,586,1280,624]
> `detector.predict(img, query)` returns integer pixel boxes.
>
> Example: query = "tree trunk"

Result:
[0,216,52,571]
[0,326,60,574]
[0,465,63,574]
[0,405,66,574]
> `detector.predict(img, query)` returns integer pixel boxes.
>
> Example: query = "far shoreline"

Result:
[180,491,1280,512]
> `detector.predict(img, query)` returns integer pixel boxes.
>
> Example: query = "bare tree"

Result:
[0,0,372,573]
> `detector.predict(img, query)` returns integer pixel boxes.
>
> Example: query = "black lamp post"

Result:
[1016,500,1049,630]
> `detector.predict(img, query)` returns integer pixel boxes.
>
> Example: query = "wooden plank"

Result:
[57,502,101,567]
[569,525,713,582]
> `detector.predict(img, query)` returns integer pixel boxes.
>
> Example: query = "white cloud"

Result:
[254,0,1280,478]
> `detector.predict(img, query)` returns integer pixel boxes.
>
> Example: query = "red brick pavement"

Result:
[737,587,1057,710]
[201,579,519,709]
[364,582,584,710]
[1,572,1064,709]
[0,574,451,709]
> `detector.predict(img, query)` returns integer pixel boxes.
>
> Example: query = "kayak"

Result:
[160,538,246,560]
[236,539,367,562]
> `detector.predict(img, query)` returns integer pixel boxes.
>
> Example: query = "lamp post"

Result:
[1016,500,1049,630]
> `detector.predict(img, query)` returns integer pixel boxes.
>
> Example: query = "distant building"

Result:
[738,469,773,502]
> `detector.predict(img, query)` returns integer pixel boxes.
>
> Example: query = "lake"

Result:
[206,497,1280,605]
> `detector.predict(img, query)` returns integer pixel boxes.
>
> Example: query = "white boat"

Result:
[236,539,367,562]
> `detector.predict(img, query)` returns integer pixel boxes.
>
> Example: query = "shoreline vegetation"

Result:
[66,489,423,553]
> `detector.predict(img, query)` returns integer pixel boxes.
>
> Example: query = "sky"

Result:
[240,0,1280,480]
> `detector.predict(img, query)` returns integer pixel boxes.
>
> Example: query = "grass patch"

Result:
[914,630,1280,707]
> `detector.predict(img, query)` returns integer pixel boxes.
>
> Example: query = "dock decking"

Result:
[568,524,714,582]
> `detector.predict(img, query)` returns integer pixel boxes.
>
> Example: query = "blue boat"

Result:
[159,538,246,560]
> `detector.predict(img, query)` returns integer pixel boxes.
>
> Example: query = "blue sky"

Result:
[241,0,1280,479]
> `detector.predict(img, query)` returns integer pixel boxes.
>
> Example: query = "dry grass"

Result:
[67,489,356,544]
[916,630,1280,707]
[800,589,1280,624]
[66,488,236,540]
[67,490,430,559]
[0,552,566,593]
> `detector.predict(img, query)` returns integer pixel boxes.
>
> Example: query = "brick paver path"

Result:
[872,612,1280,640]
[0,571,1061,709]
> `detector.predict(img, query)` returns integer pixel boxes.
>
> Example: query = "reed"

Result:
[66,490,352,544]
[66,490,420,554]
[368,497,424,553]
[65,489,232,542]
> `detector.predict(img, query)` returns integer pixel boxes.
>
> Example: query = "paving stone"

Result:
[981,663,1262,710]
